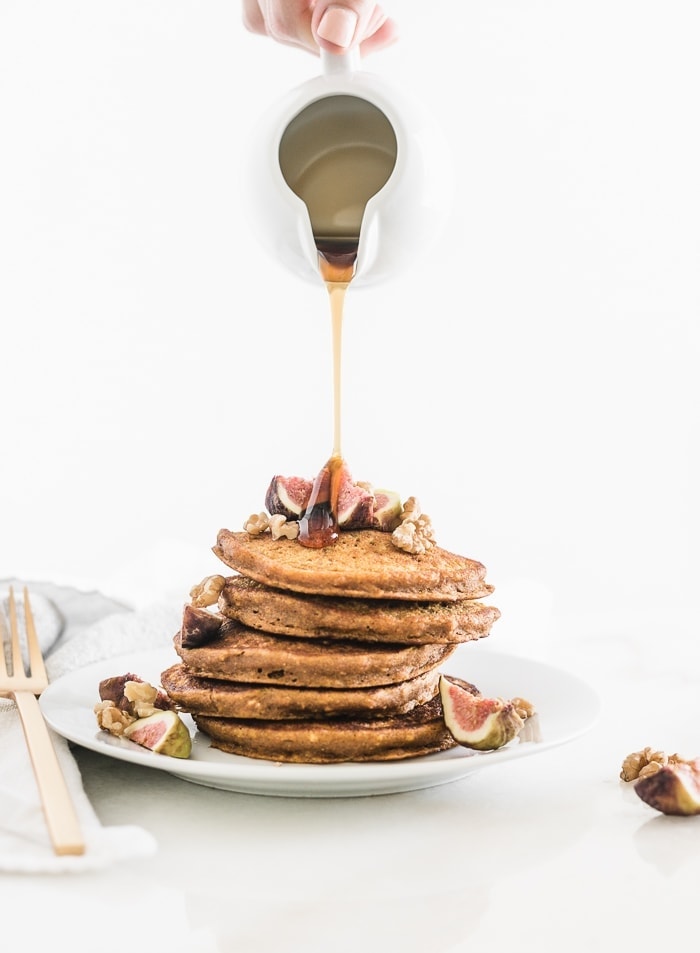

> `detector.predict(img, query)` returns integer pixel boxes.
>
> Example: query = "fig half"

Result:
[124,709,192,759]
[635,760,700,815]
[439,675,524,751]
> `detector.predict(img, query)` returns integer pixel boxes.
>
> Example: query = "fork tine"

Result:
[22,586,47,680]
[7,586,24,678]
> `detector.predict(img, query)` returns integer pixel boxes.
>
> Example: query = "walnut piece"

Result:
[189,574,226,607]
[399,496,422,522]
[269,514,300,540]
[244,512,270,535]
[391,497,435,555]
[511,696,536,720]
[94,700,136,736]
[620,747,689,782]
[123,680,160,718]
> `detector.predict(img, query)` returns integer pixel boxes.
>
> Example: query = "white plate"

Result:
[40,647,600,798]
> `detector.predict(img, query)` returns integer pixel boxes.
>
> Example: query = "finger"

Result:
[241,0,268,36]
[312,2,392,53]
[359,15,398,56]
[241,0,397,57]
[261,0,316,53]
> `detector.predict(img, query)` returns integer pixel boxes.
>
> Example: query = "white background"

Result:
[1,2,697,651]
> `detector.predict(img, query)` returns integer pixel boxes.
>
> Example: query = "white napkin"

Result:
[0,584,181,873]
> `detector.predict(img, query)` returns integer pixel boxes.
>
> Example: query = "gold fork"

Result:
[1,586,85,856]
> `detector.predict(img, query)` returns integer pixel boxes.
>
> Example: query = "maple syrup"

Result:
[297,452,346,548]
[283,97,396,548]
[298,247,354,548]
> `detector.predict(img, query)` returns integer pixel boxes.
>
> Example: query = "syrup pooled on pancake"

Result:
[298,454,344,549]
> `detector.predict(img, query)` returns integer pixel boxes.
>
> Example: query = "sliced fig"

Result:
[265,469,402,534]
[635,760,700,816]
[265,475,313,519]
[439,674,524,751]
[181,603,224,648]
[336,475,375,529]
[334,466,401,531]
[124,709,192,759]
[372,489,403,531]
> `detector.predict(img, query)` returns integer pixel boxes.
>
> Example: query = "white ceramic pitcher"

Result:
[244,49,453,287]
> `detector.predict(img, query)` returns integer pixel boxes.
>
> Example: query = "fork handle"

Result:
[14,692,85,856]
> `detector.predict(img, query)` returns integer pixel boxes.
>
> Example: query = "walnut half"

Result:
[620,747,688,782]
[269,514,300,540]
[189,574,226,608]
[94,700,136,736]
[391,497,435,555]
[244,512,270,535]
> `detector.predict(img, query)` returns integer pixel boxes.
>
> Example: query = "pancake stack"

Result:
[161,528,501,764]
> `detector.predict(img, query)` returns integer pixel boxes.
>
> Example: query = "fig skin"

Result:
[439,675,524,751]
[181,603,224,648]
[124,709,192,759]
[265,475,313,519]
[635,760,700,815]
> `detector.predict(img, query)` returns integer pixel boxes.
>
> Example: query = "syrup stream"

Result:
[297,244,356,548]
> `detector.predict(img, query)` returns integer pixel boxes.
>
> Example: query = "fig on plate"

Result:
[124,709,192,759]
[634,759,700,816]
[439,674,524,751]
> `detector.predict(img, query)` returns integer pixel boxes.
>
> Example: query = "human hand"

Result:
[242,1,398,57]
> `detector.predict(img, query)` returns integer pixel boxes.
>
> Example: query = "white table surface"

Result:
[4,588,700,953]
[1,3,698,950]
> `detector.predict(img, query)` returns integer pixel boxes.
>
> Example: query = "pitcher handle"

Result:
[320,48,360,76]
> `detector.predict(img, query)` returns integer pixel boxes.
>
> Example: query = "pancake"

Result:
[219,575,500,645]
[193,695,457,763]
[161,662,442,719]
[173,624,455,688]
[213,529,494,601]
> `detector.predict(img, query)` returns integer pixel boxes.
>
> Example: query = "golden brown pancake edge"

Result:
[193,695,457,763]
[213,528,494,601]
[161,662,443,719]
[173,624,456,688]
[219,575,500,644]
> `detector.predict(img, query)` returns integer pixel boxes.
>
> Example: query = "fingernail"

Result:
[317,6,358,49]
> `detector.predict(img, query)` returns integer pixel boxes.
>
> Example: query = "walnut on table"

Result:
[620,747,689,782]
